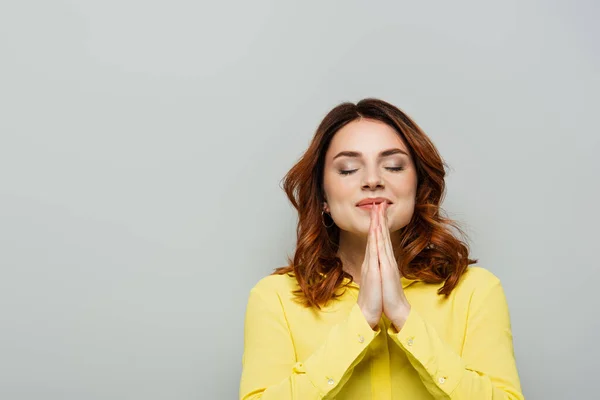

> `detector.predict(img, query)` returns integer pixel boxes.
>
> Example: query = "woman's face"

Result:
[322,118,418,236]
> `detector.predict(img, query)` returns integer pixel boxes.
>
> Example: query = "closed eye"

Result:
[338,167,405,176]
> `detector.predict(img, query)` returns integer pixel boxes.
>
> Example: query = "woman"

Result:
[239,98,524,399]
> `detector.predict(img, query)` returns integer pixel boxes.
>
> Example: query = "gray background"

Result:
[1,1,598,399]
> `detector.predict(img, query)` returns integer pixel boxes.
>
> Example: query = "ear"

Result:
[323,202,330,213]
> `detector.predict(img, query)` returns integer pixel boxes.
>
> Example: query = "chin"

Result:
[351,222,373,237]
[334,222,367,237]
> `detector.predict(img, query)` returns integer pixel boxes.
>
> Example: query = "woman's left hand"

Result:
[375,202,412,331]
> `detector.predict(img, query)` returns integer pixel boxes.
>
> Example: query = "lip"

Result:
[356,197,393,207]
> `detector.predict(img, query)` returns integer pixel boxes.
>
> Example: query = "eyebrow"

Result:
[332,148,409,160]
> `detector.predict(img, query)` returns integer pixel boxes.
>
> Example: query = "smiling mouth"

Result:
[356,203,392,210]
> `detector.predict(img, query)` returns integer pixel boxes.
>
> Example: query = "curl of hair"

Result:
[274,98,478,308]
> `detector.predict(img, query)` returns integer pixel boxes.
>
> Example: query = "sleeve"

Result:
[239,285,380,400]
[387,281,524,399]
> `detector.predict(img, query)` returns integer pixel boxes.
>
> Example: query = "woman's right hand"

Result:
[356,202,383,330]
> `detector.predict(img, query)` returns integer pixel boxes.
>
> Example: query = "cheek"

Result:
[325,176,354,202]
[389,200,416,230]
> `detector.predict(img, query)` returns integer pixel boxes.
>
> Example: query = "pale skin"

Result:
[360,201,411,331]
[322,118,418,331]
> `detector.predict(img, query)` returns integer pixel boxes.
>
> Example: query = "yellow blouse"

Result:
[239,266,524,399]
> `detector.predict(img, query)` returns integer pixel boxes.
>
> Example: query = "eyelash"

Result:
[338,167,405,176]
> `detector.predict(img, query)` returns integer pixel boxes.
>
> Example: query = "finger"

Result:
[378,205,396,277]
[380,203,395,262]
[375,202,381,225]
[369,200,377,233]
[376,205,388,265]
[369,202,379,271]
[362,202,376,279]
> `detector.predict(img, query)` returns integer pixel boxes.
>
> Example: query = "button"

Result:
[327,378,335,385]
[358,335,364,343]
[438,376,446,384]
[407,338,414,346]
[292,362,306,374]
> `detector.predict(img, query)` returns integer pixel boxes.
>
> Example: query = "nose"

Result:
[361,169,384,190]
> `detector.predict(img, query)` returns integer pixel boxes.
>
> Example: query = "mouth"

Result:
[356,197,393,210]
[356,203,392,211]
[355,197,393,211]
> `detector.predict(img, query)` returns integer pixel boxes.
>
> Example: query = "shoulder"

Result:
[248,272,300,300]
[451,265,508,306]
[457,265,501,288]
[451,265,505,299]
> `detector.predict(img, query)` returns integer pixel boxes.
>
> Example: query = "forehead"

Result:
[326,118,408,157]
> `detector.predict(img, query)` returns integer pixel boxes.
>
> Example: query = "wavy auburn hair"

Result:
[274,98,477,308]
